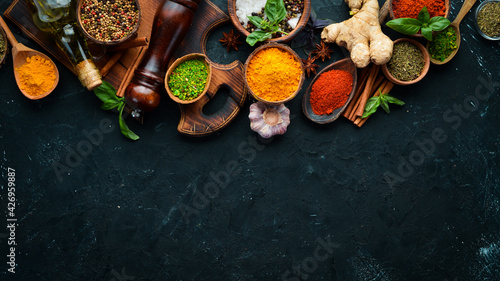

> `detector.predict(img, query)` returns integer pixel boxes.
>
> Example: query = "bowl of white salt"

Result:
[228,0,311,44]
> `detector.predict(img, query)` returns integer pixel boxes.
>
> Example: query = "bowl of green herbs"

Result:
[382,38,430,86]
[165,53,212,105]
[475,0,500,40]
[0,25,7,68]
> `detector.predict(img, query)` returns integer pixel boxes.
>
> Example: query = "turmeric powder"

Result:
[246,47,302,102]
[16,55,56,97]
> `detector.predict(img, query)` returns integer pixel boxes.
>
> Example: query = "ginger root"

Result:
[321,0,393,68]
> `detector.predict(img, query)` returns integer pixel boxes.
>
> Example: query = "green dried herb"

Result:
[428,26,458,61]
[477,2,500,37]
[168,59,208,101]
[0,30,5,57]
[387,41,424,82]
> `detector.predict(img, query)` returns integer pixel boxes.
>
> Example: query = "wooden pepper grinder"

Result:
[124,0,201,112]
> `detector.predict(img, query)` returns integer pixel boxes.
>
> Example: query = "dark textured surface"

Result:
[1,0,499,280]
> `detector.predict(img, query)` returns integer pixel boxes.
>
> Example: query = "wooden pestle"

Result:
[124,0,201,112]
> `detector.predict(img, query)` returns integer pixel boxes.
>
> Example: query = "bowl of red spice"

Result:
[302,58,357,124]
[244,43,305,105]
[382,38,430,86]
[77,0,141,45]
[228,0,311,45]
[165,53,212,105]
[389,0,450,37]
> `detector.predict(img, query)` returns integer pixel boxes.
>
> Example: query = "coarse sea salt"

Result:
[236,0,267,27]
[235,0,302,31]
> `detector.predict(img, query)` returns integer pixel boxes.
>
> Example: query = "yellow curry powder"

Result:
[16,55,56,96]
[246,47,302,102]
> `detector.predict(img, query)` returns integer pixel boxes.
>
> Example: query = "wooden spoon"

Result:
[428,0,478,65]
[0,15,59,100]
[302,58,357,124]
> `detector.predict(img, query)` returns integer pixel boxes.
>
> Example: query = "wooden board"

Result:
[4,0,247,137]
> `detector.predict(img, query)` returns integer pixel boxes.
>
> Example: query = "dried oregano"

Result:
[387,41,424,81]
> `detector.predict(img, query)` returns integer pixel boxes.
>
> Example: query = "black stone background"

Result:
[1,0,499,280]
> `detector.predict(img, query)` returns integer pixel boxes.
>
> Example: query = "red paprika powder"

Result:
[393,0,446,19]
[310,69,353,115]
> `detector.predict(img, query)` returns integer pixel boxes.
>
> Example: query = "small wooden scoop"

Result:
[428,0,478,65]
[0,15,59,99]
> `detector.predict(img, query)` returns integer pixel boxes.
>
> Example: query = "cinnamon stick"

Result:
[354,64,380,117]
[355,81,394,127]
[100,52,123,77]
[106,37,149,52]
[346,66,376,120]
[343,66,370,119]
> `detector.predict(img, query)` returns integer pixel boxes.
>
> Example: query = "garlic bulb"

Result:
[249,101,290,138]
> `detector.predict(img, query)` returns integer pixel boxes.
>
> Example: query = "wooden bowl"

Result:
[228,0,311,44]
[165,53,212,105]
[0,25,7,69]
[389,0,450,38]
[302,58,357,124]
[382,38,430,86]
[77,0,140,46]
[244,43,305,105]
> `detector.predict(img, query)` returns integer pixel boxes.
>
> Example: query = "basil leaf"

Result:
[246,30,272,46]
[94,81,121,104]
[386,18,422,35]
[421,26,433,41]
[247,16,264,29]
[118,103,140,141]
[362,96,381,118]
[101,101,121,110]
[380,98,390,113]
[383,94,405,106]
[429,17,451,31]
[418,6,430,23]
[265,0,287,23]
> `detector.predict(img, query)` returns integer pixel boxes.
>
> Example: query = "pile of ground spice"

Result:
[246,47,302,102]
[310,69,353,115]
[80,0,139,42]
[16,55,56,97]
[392,0,446,19]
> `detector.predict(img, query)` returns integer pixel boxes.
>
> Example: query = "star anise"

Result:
[311,41,333,61]
[301,55,319,78]
[219,29,242,52]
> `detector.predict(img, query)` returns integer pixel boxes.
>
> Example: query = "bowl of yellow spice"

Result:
[244,43,305,104]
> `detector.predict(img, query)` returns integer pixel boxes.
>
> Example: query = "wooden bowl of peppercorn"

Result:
[228,0,311,44]
[77,0,141,46]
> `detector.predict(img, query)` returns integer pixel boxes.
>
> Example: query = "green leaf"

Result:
[361,96,381,118]
[247,16,264,29]
[428,17,451,31]
[380,98,390,113]
[246,30,273,46]
[421,26,433,40]
[386,18,422,35]
[94,81,121,104]
[417,6,430,23]
[101,101,121,110]
[383,94,405,106]
[265,0,287,23]
[118,104,140,141]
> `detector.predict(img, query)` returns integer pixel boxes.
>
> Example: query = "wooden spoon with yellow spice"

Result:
[0,15,59,100]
